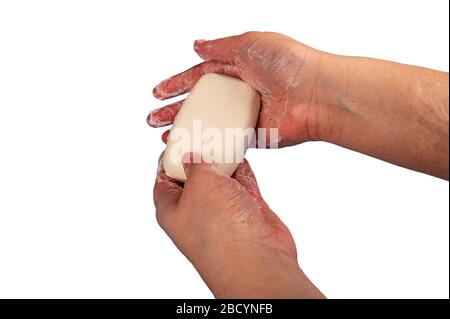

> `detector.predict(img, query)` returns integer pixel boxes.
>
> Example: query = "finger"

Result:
[153,61,240,100]
[161,129,170,144]
[193,35,242,63]
[232,158,268,207]
[154,153,182,219]
[147,99,184,128]
[181,152,217,180]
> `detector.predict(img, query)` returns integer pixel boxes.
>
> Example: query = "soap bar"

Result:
[163,73,260,182]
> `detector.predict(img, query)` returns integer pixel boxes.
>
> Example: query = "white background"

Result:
[0,0,448,298]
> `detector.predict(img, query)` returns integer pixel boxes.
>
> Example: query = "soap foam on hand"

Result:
[163,73,261,182]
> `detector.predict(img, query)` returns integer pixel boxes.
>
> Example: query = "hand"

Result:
[154,153,324,298]
[148,31,448,178]
[147,31,346,147]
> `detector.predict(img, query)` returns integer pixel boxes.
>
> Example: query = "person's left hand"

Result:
[154,153,324,298]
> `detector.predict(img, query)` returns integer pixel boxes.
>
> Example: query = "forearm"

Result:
[320,54,449,179]
[190,242,324,299]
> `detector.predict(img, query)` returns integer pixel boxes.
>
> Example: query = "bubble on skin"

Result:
[232,160,269,211]
[240,43,313,144]
[233,42,303,143]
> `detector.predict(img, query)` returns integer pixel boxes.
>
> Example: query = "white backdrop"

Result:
[0,0,448,298]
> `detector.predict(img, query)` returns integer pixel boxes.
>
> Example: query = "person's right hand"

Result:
[147,31,347,147]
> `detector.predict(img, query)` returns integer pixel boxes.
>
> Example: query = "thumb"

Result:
[154,152,182,229]
[182,152,217,180]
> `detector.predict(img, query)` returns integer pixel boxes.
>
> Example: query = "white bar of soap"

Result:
[163,73,261,182]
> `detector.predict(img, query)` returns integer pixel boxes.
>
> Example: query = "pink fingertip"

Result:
[153,81,179,100]
[152,85,162,98]
[153,79,170,98]
[147,109,171,128]
[146,110,159,127]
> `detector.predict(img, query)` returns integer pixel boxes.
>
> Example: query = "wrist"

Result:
[192,241,324,298]
[302,51,355,144]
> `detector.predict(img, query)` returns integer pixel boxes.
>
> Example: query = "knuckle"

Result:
[242,31,260,39]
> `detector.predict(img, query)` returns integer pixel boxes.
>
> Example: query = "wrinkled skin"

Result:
[147,32,344,146]
[154,153,324,298]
